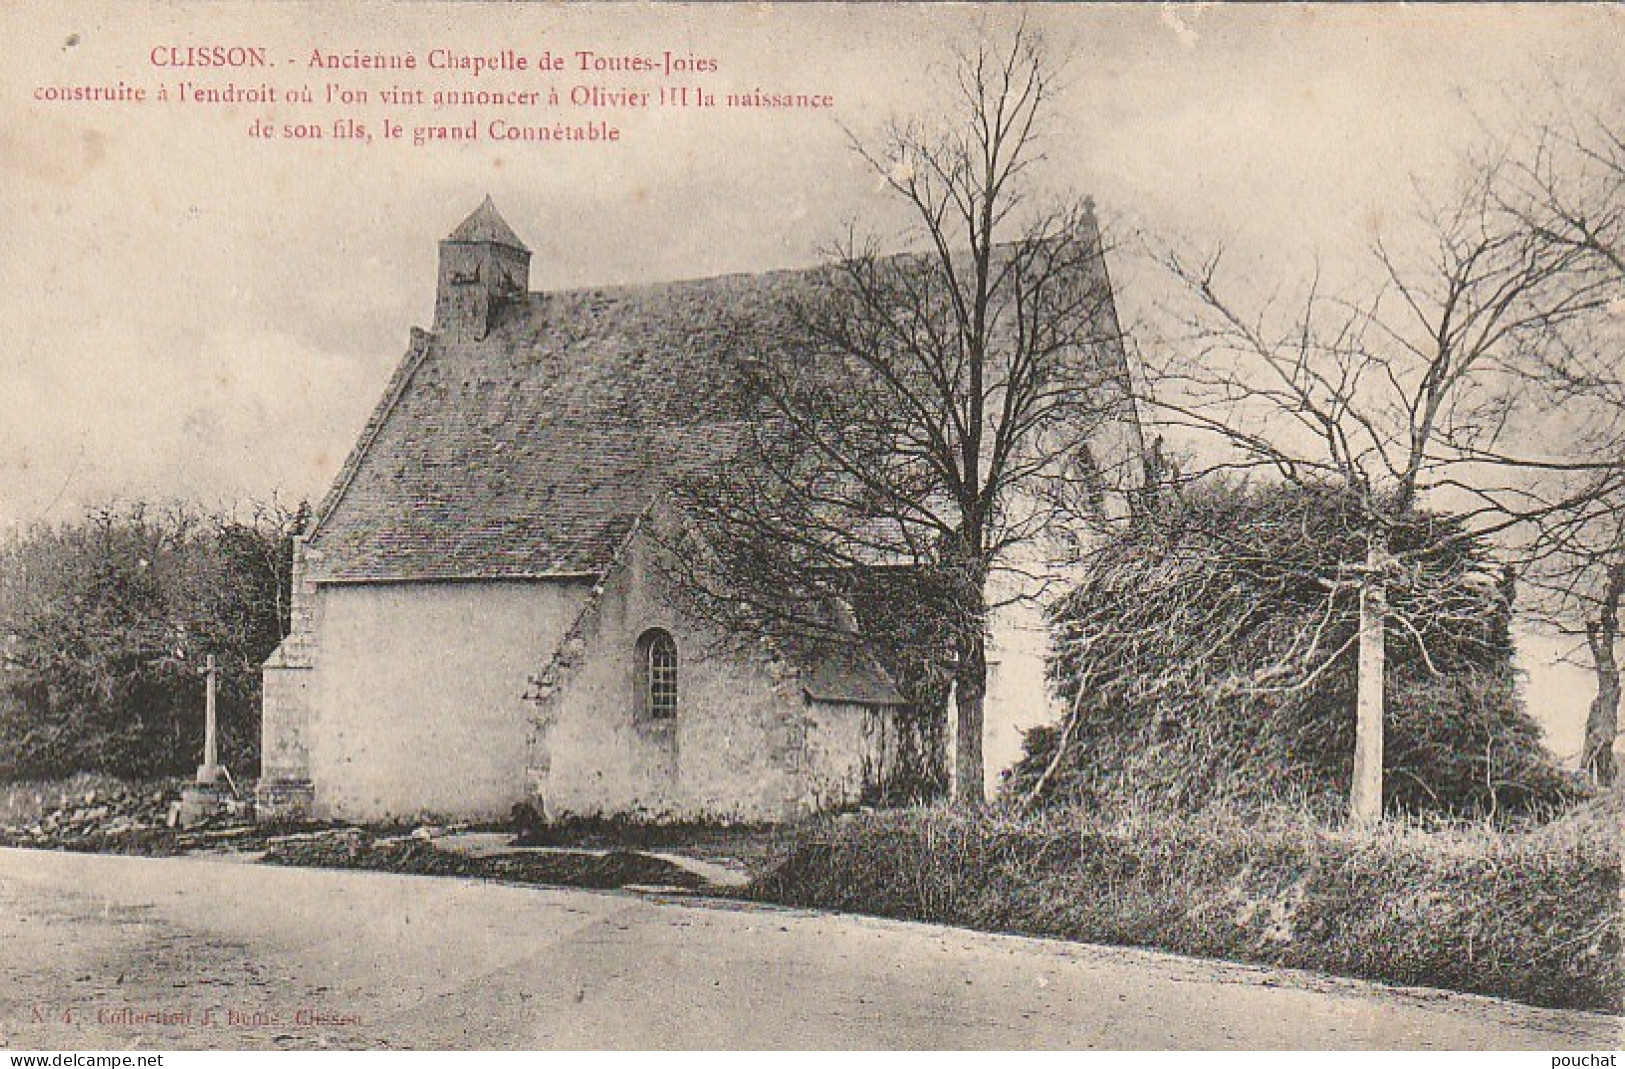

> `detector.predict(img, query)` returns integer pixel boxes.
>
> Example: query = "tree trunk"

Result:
[953,630,988,806]
[1582,563,1624,788]
[1351,539,1388,825]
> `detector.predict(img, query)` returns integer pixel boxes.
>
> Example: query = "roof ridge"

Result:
[515,236,1072,302]
[521,261,826,302]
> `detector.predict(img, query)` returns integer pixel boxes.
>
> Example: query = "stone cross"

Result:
[197,654,223,785]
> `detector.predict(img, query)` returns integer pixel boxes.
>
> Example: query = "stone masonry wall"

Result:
[309,579,586,822]
[530,529,809,823]
[801,700,900,813]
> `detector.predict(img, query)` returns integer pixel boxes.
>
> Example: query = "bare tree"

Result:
[1519,492,1625,786]
[669,24,1140,804]
[1145,160,1616,822]
[1501,108,1625,785]
[1583,556,1624,785]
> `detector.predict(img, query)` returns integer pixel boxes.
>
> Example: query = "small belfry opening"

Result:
[635,628,678,720]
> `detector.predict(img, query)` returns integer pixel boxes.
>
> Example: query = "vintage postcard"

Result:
[0,1,1621,1053]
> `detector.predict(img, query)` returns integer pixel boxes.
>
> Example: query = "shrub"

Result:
[749,803,1622,1012]
[0,500,304,780]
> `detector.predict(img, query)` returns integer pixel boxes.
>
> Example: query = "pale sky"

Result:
[3,2,1620,526]
[1,2,1619,764]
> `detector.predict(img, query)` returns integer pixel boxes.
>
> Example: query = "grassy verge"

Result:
[747,795,1623,1014]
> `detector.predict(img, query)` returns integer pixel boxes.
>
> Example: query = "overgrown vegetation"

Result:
[749,799,1623,1013]
[0,500,304,780]
[262,828,713,891]
[1013,482,1582,819]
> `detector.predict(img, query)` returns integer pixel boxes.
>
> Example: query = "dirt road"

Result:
[0,847,1616,1049]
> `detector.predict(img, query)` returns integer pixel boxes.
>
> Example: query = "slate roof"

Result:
[796,638,907,706]
[306,266,815,581]
[445,195,530,252]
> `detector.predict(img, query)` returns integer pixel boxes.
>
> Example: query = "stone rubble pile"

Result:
[1,784,251,848]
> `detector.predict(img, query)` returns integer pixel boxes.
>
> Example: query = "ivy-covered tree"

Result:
[1143,159,1616,823]
[1013,481,1579,819]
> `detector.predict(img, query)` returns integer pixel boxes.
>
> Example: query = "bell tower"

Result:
[434,196,531,340]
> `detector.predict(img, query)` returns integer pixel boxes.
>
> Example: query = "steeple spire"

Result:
[445,195,530,253]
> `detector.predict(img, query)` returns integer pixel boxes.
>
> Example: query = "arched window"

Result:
[635,628,678,720]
